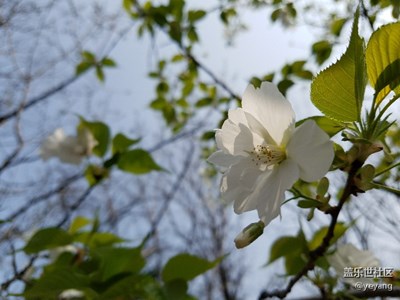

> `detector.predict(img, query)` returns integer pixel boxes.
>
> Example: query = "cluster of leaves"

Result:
[78,117,163,186]
[122,0,238,133]
[76,51,117,83]
[269,223,347,276]
[21,217,220,300]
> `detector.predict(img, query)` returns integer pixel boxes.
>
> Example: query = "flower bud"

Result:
[234,221,264,249]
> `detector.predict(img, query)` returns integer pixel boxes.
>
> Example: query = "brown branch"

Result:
[259,159,364,299]
[0,117,24,172]
[0,75,80,125]
[145,142,195,244]
[1,173,83,226]
[0,255,37,291]
[56,185,96,227]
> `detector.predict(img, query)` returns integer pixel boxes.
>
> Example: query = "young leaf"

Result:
[24,228,73,254]
[74,232,124,249]
[79,118,110,157]
[366,22,400,104]
[69,216,91,234]
[311,10,366,122]
[117,149,163,174]
[96,65,105,82]
[311,40,332,65]
[269,236,305,263]
[161,254,221,282]
[93,247,145,281]
[296,116,344,137]
[285,254,307,275]
[308,223,347,250]
[101,57,117,67]
[76,61,92,75]
[112,133,140,154]
[188,10,206,23]
[85,164,108,186]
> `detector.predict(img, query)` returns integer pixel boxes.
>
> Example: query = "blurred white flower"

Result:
[328,244,380,285]
[40,128,97,165]
[208,82,334,226]
[58,289,84,300]
[49,244,79,261]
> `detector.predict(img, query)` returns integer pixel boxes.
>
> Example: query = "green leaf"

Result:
[100,274,159,300]
[188,10,206,22]
[94,247,145,281]
[24,228,73,254]
[311,40,332,65]
[101,57,116,67]
[117,149,163,174]
[164,279,188,300]
[366,22,400,103]
[331,18,347,37]
[285,254,307,275]
[169,21,182,43]
[74,232,124,249]
[297,199,322,209]
[24,267,90,299]
[76,61,92,75]
[269,236,306,263]
[250,77,262,88]
[201,131,215,141]
[311,10,366,122]
[277,79,294,96]
[112,133,140,154]
[296,116,344,137]
[308,223,347,251]
[195,97,213,108]
[150,97,167,110]
[69,216,91,234]
[162,254,221,282]
[96,65,105,82]
[85,164,108,186]
[82,51,96,62]
[79,118,110,157]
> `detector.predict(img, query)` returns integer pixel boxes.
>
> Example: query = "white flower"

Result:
[40,128,97,165]
[58,289,84,299]
[49,244,79,261]
[328,244,380,285]
[208,82,334,226]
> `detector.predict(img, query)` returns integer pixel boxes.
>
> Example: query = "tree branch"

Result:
[259,159,364,299]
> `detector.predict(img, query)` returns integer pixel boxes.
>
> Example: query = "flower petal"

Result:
[244,111,276,145]
[221,158,263,205]
[216,110,263,156]
[234,159,299,226]
[228,108,249,126]
[242,82,295,145]
[286,120,334,182]
[208,150,240,168]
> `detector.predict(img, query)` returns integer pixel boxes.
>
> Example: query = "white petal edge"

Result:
[234,159,299,226]
[241,82,295,145]
[208,150,240,168]
[216,114,258,156]
[286,120,334,182]
[221,158,263,205]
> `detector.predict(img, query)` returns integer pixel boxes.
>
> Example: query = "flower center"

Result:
[250,144,286,168]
